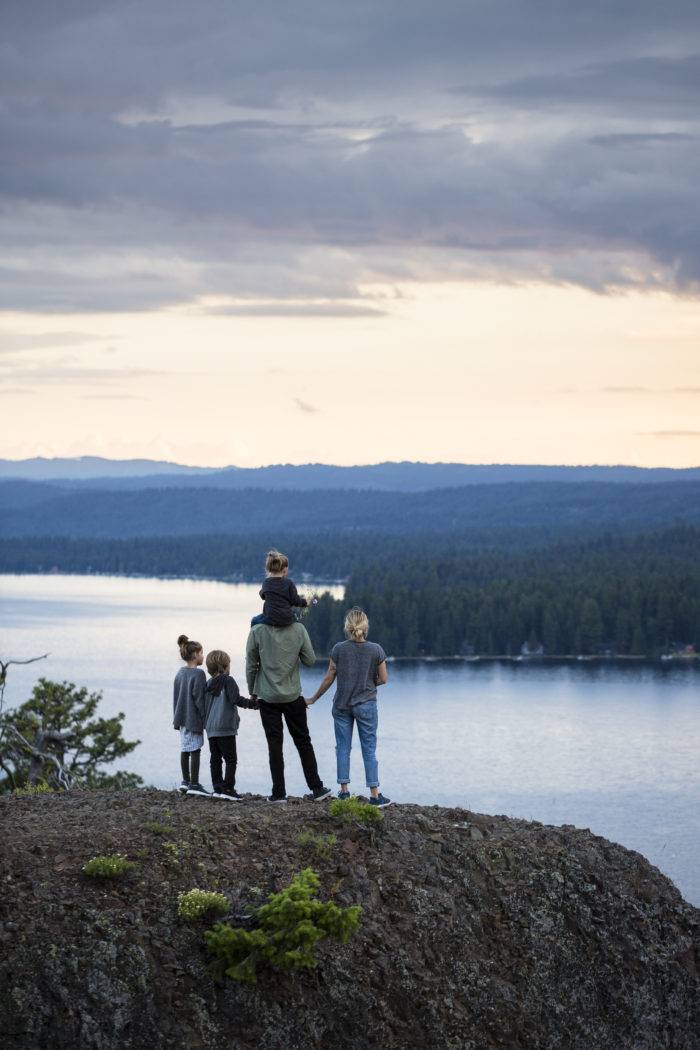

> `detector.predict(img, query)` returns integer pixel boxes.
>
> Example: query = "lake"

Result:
[1,573,699,906]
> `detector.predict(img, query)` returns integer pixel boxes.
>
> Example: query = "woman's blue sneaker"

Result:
[369,794,392,808]
[337,790,351,800]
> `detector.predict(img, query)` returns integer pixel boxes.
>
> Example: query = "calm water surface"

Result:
[1,574,698,905]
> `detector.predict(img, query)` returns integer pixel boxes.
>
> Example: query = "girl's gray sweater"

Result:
[173,666,206,733]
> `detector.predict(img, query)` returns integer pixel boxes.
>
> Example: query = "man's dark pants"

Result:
[259,696,323,799]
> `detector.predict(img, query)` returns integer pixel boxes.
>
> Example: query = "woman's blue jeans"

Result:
[333,700,379,788]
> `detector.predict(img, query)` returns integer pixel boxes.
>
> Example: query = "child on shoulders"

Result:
[251,549,311,628]
[173,634,209,797]
[204,649,259,800]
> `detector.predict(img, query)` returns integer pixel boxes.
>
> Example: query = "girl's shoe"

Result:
[186,783,210,797]
[267,795,288,803]
[337,791,351,800]
[214,789,242,801]
[178,781,190,794]
[369,793,392,808]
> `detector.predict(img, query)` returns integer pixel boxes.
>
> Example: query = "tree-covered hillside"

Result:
[305,526,700,658]
[1,480,699,538]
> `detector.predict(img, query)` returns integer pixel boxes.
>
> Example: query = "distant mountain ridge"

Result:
[0,456,214,480]
[1,457,699,490]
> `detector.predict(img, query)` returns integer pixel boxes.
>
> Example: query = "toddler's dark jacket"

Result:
[204,673,258,736]
[259,576,308,626]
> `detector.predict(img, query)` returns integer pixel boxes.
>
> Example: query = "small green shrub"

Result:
[82,853,134,878]
[205,868,361,983]
[146,821,174,836]
[162,840,181,859]
[178,889,229,921]
[329,797,383,825]
[297,829,338,859]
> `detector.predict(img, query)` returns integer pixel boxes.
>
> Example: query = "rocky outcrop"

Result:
[1,790,697,1049]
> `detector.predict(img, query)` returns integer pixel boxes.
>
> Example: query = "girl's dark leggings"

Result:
[181,749,200,784]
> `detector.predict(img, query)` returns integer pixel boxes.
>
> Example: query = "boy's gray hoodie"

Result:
[204,674,258,737]
[173,666,206,733]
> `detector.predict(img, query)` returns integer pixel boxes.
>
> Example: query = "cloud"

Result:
[293,397,318,414]
[589,132,695,148]
[0,364,165,387]
[0,329,103,354]
[199,300,387,318]
[641,430,700,437]
[2,3,700,312]
[82,393,149,401]
[465,55,700,112]
[603,386,650,394]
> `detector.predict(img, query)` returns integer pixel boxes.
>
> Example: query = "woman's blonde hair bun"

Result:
[344,607,369,641]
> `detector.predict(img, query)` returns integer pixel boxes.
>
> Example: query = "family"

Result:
[172,549,392,808]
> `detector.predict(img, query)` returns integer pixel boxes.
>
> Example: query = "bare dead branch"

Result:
[0,653,50,714]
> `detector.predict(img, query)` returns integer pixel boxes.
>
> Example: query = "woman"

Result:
[306,607,392,807]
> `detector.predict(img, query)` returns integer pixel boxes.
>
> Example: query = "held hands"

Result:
[305,695,317,707]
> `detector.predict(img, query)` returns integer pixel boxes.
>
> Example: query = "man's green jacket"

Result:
[245,622,316,703]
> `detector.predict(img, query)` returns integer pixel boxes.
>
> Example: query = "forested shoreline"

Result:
[305,525,700,658]
[2,524,698,660]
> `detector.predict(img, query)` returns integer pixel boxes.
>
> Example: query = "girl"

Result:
[306,607,392,807]
[204,649,258,800]
[173,634,209,797]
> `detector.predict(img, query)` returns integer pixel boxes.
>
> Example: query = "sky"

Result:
[1,0,700,468]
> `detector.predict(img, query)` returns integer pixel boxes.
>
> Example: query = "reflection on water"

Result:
[1,574,698,905]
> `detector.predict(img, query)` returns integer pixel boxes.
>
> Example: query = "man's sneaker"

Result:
[267,795,288,804]
[186,783,210,797]
[369,793,392,808]
[178,781,190,795]
[337,790,351,800]
[312,785,332,802]
[213,789,242,801]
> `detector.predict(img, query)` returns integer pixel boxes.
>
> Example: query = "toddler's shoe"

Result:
[369,794,392,808]
[186,783,210,797]
[337,790,351,800]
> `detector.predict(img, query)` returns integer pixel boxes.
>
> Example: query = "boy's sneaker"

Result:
[213,789,242,801]
[312,785,332,802]
[369,793,392,808]
[337,790,351,800]
[267,795,288,804]
[178,781,190,795]
[186,783,210,797]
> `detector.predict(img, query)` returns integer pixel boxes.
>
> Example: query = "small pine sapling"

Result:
[205,868,360,983]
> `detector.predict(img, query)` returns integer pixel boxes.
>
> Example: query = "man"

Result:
[246,619,331,803]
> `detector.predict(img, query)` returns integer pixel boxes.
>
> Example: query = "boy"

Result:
[203,649,258,800]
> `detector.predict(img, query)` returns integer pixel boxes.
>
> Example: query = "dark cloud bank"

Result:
[2,1,700,313]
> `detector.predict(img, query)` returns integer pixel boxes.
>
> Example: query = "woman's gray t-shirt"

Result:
[330,640,386,712]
